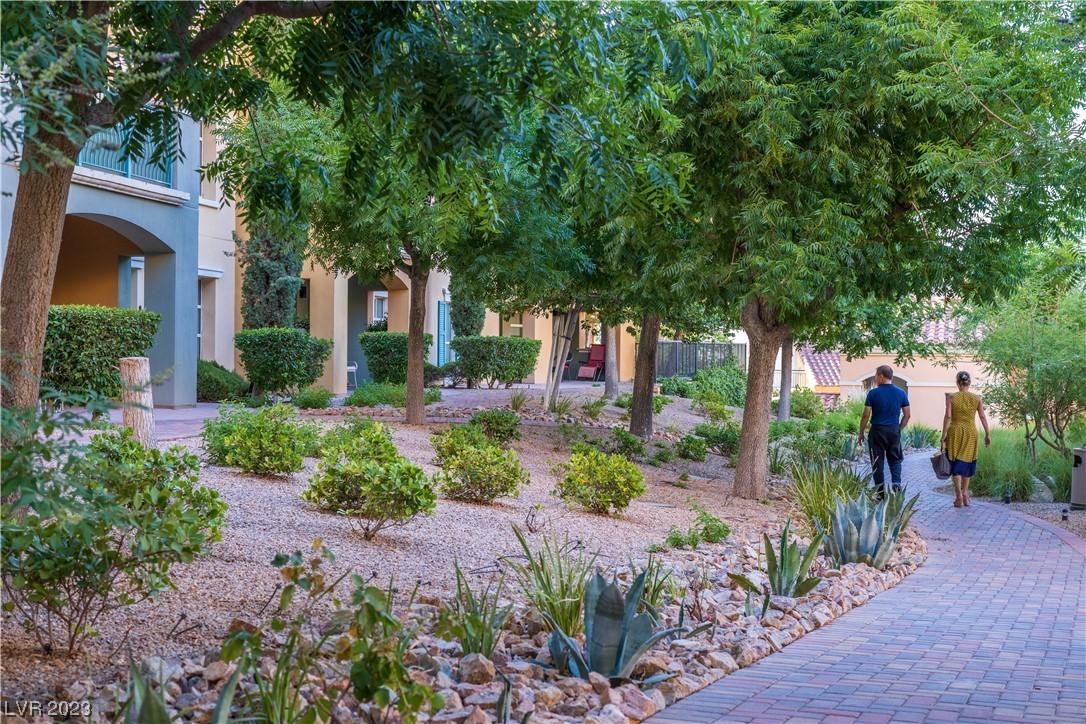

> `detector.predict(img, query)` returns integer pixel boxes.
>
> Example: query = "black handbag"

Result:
[931,449,952,480]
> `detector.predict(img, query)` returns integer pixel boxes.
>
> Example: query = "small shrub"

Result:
[319,415,379,455]
[296,419,325,457]
[769,418,812,441]
[693,422,741,456]
[581,396,607,419]
[442,362,466,388]
[321,421,400,462]
[2,428,225,655]
[778,387,824,419]
[203,404,308,475]
[613,392,632,409]
[692,357,746,407]
[358,332,433,384]
[197,359,248,402]
[658,375,694,397]
[692,502,730,543]
[650,444,676,466]
[790,429,849,467]
[42,304,160,397]
[653,395,673,414]
[676,434,709,461]
[424,362,445,387]
[292,385,334,409]
[235,327,333,396]
[555,447,646,515]
[436,444,530,503]
[431,423,490,465]
[554,422,588,451]
[471,408,521,444]
[344,382,441,407]
[504,526,598,634]
[605,427,646,460]
[303,438,436,539]
[450,336,542,388]
[367,317,389,332]
[663,525,698,549]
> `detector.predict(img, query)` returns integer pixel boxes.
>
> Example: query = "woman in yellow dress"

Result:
[940,371,991,507]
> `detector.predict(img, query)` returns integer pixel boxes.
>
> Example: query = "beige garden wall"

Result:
[839,352,997,429]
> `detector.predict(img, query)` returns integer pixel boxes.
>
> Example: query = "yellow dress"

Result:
[945,392,979,463]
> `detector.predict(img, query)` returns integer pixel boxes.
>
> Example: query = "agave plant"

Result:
[545,570,707,685]
[818,490,919,569]
[728,519,823,601]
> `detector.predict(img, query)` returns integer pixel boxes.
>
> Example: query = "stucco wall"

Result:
[197,124,239,370]
[51,217,142,306]
[839,352,995,428]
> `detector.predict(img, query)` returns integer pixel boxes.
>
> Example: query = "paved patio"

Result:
[650,453,1086,723]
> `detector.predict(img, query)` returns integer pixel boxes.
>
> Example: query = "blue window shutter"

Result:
[437,302,447,366]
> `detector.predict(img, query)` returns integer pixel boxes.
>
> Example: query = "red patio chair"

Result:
[576,344,606,380]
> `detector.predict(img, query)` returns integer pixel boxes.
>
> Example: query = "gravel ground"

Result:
[2,420,785,701]
[932,484,1086,539]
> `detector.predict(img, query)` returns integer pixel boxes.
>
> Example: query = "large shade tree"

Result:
[678,0,1086,498]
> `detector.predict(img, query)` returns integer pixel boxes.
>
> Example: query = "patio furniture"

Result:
[576,344,606,381]
[562,353,573,381]
[346,361,358,390]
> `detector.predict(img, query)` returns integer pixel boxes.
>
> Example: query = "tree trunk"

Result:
[1,133,83,410]
[119,357,157,448]
[544,304,580,411]
[405,265,430,425]
[734,298,791,499]
[629,313,661,438]
[777,334,793,421]
[603,325,619,399]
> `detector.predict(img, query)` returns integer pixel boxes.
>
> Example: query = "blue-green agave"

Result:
[728,519,823,599]
[818,490,919,569]
[545,570,706,685]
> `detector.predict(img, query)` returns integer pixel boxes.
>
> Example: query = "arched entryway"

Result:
[346,274,394,385]
[862,374,909,395]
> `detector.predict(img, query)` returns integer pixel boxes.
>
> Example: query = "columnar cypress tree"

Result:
[237,229,304,330]
[449,276,486,337]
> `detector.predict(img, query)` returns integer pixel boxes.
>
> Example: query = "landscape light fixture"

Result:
[1003,490,1012,504]
[1062,508,1070,521]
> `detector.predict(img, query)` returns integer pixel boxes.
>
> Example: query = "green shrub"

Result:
[693,422,741,456]
[441,362,466,388]
[431,423,490,465]
[676,434,709,461]
[436,444,530,503]
[344,382,441,407]
[781,387,825,419]
[449,278,487,336]
[296,419,325,457]
[788,461,869,539]
[555,447,646,515]
[203,404,309,475]
[321,421,400,463]
[470,408,521,443]
[613,392,632,409]
[653,395,673,414]
[656,502,730,550]
[424,362,445,387]
[367,317,389,332]
[604,426,646,460]
[650,444,676,465]
[318,415,379,455]
[658,375,694,397]
[692,357,746,407]
[197,359,249,402]
[1036,444,1075,502]
[789,429,849,466]
[450,336,542,388]
[769,418,812,441]
[303,438,435,539]
[816,408,860,435]
[42,305,160,397]
[292,385,334,409]
[358,332,433,384]
[1,428,225,655]
[581,396,607,419]
[235,328,333,396]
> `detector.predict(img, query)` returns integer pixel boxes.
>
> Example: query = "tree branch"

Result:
[188,1,335,62]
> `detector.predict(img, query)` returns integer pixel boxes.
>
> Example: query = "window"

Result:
[501,312,524,337]
[373,292,388,323]
[199,123,218,201]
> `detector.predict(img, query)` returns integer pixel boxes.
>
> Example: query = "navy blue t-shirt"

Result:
[865,383,910,427]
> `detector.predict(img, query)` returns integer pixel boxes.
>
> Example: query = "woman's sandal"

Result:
[963,492,970,507]
[954,496,963,508]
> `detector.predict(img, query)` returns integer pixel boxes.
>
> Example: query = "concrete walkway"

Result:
[651,454,1086,723]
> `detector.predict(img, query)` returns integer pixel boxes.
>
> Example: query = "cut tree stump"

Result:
[119,356,156,448]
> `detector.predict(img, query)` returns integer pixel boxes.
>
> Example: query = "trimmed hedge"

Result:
[197,359,248,402]
[42,305,161,397]
[235,327,333,395]
[359,332,433,384]
[450,336,542,388]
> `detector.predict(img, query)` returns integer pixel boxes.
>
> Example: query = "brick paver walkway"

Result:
[652,453,1086,723]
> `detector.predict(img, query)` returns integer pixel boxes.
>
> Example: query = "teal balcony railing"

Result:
[77,126,174,187]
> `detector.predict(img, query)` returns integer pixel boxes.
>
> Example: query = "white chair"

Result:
[346,361,358,390]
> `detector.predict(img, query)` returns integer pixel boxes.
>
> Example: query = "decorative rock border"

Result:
[41,530,926,724]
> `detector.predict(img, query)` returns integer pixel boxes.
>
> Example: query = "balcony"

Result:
[77,126,174,187]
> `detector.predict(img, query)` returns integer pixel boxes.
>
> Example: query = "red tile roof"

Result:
[799,344,840,388]
[920,314,962,346]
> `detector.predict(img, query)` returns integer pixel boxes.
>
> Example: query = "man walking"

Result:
[857,365,911,495]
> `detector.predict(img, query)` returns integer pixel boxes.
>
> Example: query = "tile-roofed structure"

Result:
[920,313,963,346]
[799,343,840,389]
